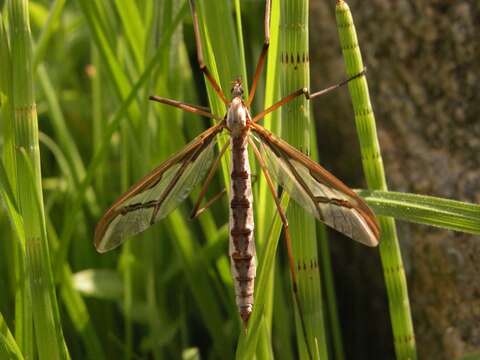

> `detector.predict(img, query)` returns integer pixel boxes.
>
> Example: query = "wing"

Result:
[251,123,380,247]
[95,123,224,253]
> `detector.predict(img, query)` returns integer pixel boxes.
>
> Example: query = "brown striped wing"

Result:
[251,123,380,247]
[95,124,223,253]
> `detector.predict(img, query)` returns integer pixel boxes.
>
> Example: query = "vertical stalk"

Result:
[91,47,104,196]
[280,0,328,358]
[0,10,33,359]
[256,0,281,354]
[335,1,417,359]
[8,0,68,359]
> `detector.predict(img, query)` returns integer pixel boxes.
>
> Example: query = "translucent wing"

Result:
[95,124,224,253]
[251,123,380,246]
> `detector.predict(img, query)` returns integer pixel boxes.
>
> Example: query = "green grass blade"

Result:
[335,1,416,358]
[0,312,23,360]
[76,0,140,120]
[195,0,241,189]
[233,0,248,99]
[280,0,328,358]
[252,0,282,356]
[360,190,480,234]
[166,211,233,356]
[112,0,145,69]
[32,0,66,70]
[0,160,24,253]
[37,65,99,215]
[0,8,15,190]
[56,4,187,275]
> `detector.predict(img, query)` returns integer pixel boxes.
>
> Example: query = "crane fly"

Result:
[95,0,380,352]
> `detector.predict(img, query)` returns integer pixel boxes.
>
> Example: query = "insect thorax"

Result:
[227,97,249,136]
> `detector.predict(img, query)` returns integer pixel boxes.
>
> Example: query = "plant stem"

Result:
[9,0,68,358]
[280,0,328,358]
[335,1,417,359]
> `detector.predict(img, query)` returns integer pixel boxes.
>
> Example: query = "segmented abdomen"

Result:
[229,132,256,325]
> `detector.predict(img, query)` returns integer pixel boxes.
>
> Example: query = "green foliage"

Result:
[0,0,478,359]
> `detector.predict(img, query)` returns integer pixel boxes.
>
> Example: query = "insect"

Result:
[95,0,380,346]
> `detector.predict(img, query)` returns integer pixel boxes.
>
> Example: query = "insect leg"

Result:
[252,69,366,123]
[308,68,366,99]
[189,0,230,106]
[190,141,230,219]
[191,173,259,220]
[246,0,271,108]
[249,138,313,360]
[149,95,222,120]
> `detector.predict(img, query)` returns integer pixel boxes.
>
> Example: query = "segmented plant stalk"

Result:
[8,0,68,359]
[335,1,417,359]
[280,0,328,358]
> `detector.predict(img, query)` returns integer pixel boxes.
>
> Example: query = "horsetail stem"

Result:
[9,0,68,358]
[281,0,328,358]
[335,1,417,358]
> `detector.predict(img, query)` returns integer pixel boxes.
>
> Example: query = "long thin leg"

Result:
[191,189,227,220]
[249,138,313,360]
[189,0,229,106]
[190,141,230,219]
[246,0,271,108]
[192,173,259,220]
[149,95,223,120]
[252,69,366,123]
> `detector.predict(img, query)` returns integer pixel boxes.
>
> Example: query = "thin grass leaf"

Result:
[0,160,24,251]
[165,211,233,356]
[233,0,248,98]
[90,47,105,197]
[38,132,75,192]
[0,312,23,360]
[335,1,416,358]
[195,0,237,190]
[360,190,480,235]
[0,14,32,357]
[38,211,107,360]
[76,0,141,120]
[0,10,16,191]
[112,0,145,69]
[56,3,188,276]
[33,0,66,70]
[243,4,287,356]
[37,65,99,215]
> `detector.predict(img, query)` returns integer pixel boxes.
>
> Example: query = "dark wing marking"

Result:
[95,123,224,252]
[251,123,380,246]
